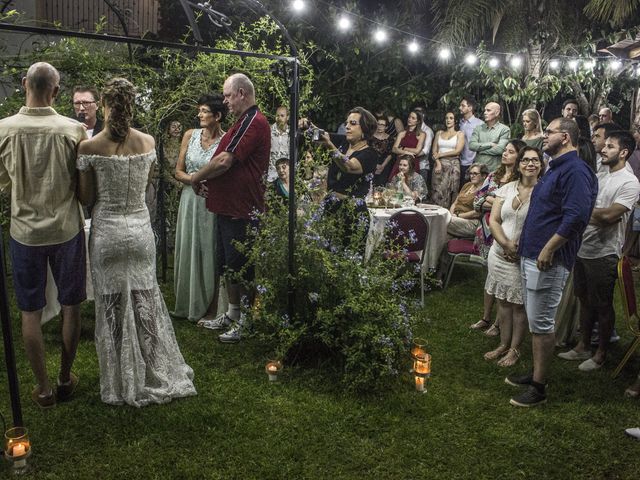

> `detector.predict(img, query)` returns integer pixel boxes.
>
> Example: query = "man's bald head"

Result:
[23,62,60,106]
[483,102,501,125]
[25,62,59,94]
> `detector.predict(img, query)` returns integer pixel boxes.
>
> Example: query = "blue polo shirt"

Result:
[518,150,597,271]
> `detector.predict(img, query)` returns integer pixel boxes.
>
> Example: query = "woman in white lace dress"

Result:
[77,78,196,407]
[483,146,544,367]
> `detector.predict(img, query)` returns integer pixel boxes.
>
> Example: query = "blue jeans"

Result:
[520,257,569,334]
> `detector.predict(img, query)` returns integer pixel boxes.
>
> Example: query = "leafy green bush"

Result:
[240,168,431,393]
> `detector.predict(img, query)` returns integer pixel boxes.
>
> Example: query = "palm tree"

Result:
[584,0,640,27]
[429,0,592,78]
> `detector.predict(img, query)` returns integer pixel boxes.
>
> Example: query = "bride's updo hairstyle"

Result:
[102,77,136,143]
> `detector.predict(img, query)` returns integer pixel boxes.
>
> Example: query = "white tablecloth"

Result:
[365,205,451,271]
[42,220,93,324]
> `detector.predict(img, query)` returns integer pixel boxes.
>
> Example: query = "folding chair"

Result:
[385,209,429,306]
[612,256,640,378]
[442,238,487,290]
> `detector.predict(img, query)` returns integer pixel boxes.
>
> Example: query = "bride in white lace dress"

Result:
[77,78,196,407]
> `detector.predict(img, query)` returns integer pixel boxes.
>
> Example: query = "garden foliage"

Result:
[238,150,428,392]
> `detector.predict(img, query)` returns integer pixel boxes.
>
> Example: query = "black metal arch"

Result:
[0,0,300,442]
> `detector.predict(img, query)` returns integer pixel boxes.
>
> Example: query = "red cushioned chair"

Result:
[442,238,487,290]
[612,256,640,378]
[385,209,429,306]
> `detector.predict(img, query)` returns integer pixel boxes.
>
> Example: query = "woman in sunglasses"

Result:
[316,107,379,248]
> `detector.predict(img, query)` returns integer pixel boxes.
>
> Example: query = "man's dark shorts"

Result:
[216,214,257,281]
[10,231,86,312]
[573,255,618,308]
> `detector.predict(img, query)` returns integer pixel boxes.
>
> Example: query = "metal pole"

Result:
[157,137,168,283]
[287,59,299,323]
[0,225,24,427]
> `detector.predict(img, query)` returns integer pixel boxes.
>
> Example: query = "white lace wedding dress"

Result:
[77,150,196,407]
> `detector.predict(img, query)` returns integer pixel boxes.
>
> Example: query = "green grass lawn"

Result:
[0,263,638,479]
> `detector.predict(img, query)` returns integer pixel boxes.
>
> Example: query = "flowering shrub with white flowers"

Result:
[238,175,435,392]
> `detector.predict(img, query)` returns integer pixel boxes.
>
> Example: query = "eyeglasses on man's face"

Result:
[543,128,567,137]
[73,101,96,107]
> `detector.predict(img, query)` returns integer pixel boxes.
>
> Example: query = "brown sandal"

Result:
[497,348,520,367]
[484,324,500,337]
[484,345,509,361]
[470,319,491,330]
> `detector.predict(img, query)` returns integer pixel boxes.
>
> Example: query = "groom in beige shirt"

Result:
[0,62,87,408]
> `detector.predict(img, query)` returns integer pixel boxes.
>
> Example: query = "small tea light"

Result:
[4,426,31,473]
[415,376,425,392]
[265,360,283,382]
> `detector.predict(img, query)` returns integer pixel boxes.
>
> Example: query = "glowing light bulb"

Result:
[373,29,387,43]
[549,59,560,70]
[438,47,451,60]
[568,59,578,70]
[488,57,499,68]
[464,53,477,65]
[292,0,305,12]
[510,56,523,69]
[610,60,622,71]
[408,40,419,54]
[337,16,351,31]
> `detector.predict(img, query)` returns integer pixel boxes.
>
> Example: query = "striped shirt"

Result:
[206,105,270,219]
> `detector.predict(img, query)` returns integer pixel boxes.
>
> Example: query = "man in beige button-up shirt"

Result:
[0,62,87,408]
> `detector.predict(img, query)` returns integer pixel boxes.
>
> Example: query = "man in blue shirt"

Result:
[458,95,484,190]
[506,117,597,407]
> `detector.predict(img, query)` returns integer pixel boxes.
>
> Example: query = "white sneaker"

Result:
[578,358,603,372]
[557,349,591,361]
[219,323,242,343]
[624,427,640,440]
[199,313,232,330]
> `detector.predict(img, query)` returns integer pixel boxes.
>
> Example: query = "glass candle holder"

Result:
[413,353,431,393]
[4,427,31,474]
[265,360,283,382]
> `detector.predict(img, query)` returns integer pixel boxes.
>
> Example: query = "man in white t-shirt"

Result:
[558,130,640,371]
[268,106,290,181]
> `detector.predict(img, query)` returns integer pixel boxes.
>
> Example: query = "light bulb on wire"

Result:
[291,0,305,12]
[549,59,560,70]
[407,40,419,54]
[488,57,499,68]
[373,29,388,43]
[510,56,523,69]
[464,53,477,65]
[438,47,451,60]
[337,16,352,31]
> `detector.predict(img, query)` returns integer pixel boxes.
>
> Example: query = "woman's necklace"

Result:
[347,140,367,155]
[201,129,221,149]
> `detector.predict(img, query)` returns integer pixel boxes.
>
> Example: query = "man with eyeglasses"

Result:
[507,117,597,407]
[72,86,102,138]
[558,130,640,372]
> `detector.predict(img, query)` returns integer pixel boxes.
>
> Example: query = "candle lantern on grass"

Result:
[413,353,431,393]
[4,427,31,474]
[265,360,283,382]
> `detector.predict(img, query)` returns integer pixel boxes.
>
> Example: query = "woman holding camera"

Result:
[317,106,379,249]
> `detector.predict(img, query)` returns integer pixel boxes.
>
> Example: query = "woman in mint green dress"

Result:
[173,94,227,322]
